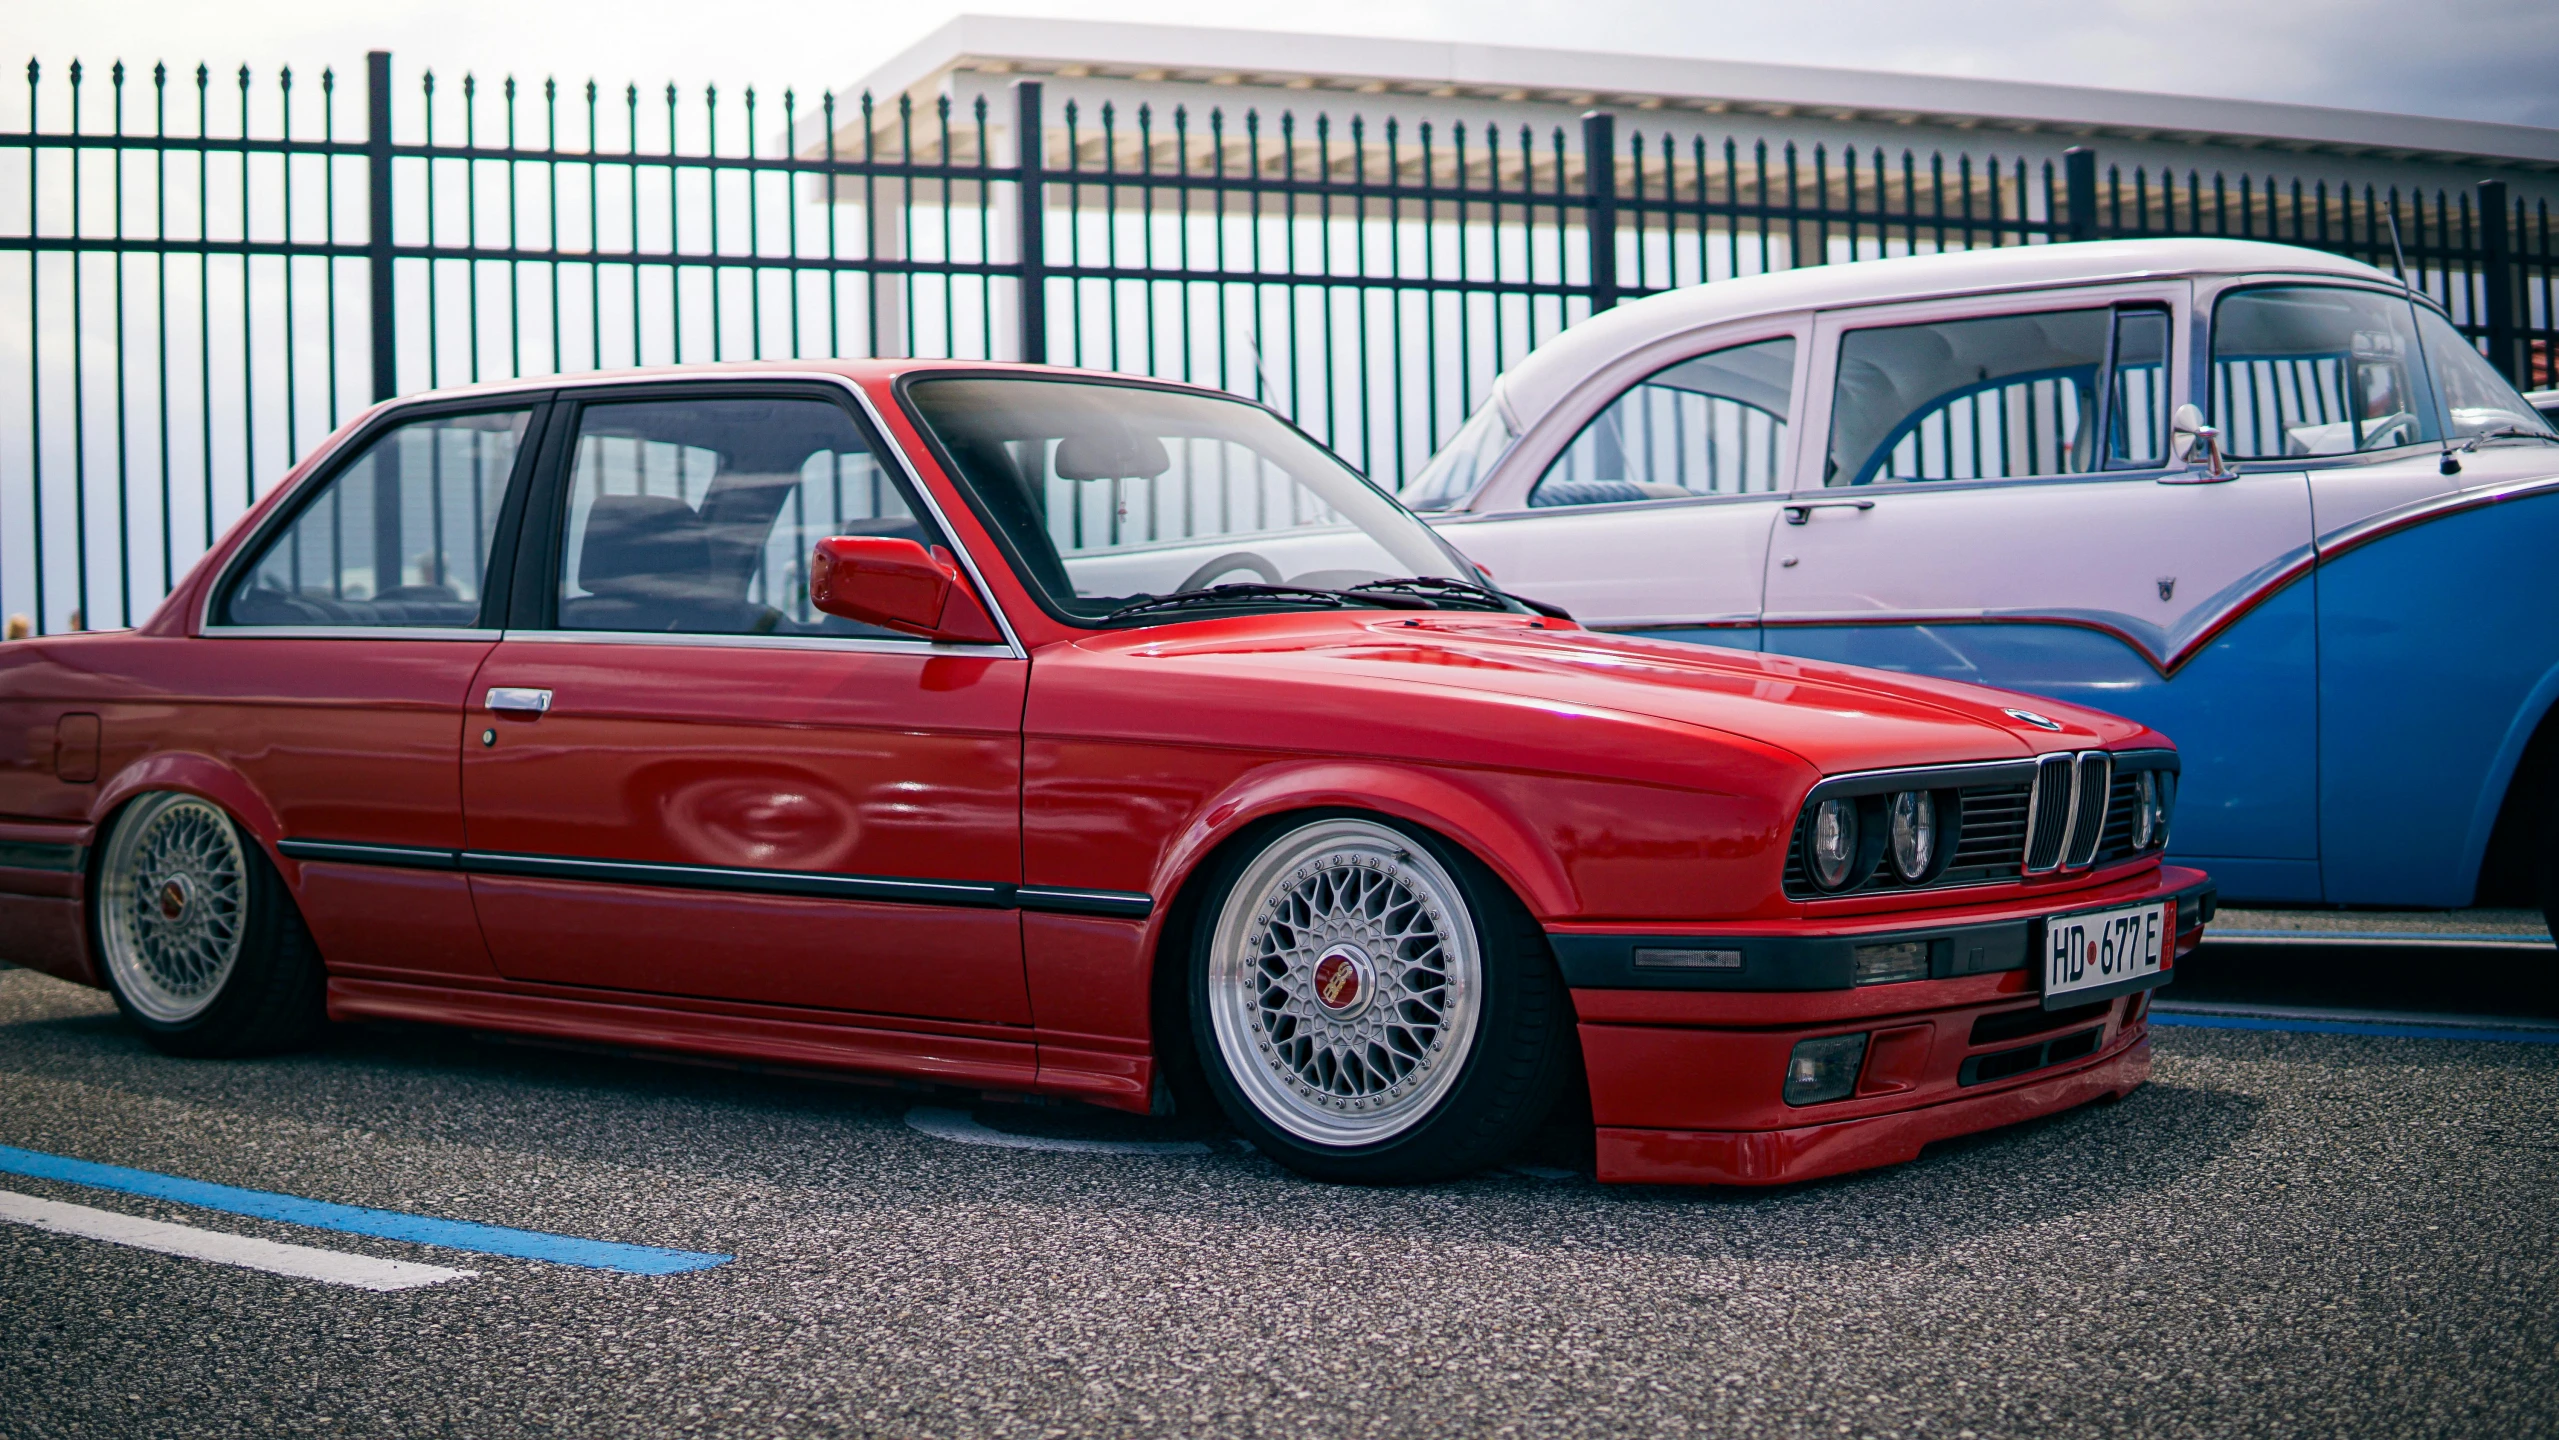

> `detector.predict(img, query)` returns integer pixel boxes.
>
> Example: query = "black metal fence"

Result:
[5,50,2554,633]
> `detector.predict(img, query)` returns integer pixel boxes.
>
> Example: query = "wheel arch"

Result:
[2474,662,2559,906]
[1135,761,1582,1117]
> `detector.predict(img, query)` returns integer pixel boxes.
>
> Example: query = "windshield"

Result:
[903,377,1506,624]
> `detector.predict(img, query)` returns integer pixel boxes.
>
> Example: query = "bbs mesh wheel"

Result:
[1190,815,1573,1183]
[95,792,325,1057]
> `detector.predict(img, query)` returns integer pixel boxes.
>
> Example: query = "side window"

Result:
[554,396,940,637]
[1826,309,2114,486]
[2209,285,2552,457]
[222,408,531,627]
[1527,337,1795,508]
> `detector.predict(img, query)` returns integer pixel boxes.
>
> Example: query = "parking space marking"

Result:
[2150,1011,2559,1044]
[0,1145,732,1275]
[0,1190,477,1291]
[904,1106,1212,1156]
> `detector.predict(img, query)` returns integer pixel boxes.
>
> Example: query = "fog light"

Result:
[1888,790,1936,879]
[1784,1032,1869,1106]
[1853,940,1929,985]
[1808,797,1861,890]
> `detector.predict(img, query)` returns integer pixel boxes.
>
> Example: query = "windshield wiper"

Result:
[1101,583,1429,622]
[2460,426,2559,452]
[1344,576,1515,611]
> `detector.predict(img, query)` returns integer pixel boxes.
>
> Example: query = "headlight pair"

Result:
[1806,790,1941,892]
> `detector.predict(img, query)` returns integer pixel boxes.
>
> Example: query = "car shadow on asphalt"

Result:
[0,967,2267,1267]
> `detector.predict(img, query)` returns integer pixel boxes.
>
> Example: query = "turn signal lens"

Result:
[1784,1032,1869,1106]
[1888,790,1936,879]
[2130,772,2158,849]
[1809,797,1860,890]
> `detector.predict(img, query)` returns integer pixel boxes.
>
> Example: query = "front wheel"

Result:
[95,792,325,1057]
[1189,815,1574,1183]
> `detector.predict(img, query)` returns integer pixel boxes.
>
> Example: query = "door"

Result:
[1760,291,2322,898]
[201,401,546,978]
[460,385,1032,1024]
[1434,334,1800,644]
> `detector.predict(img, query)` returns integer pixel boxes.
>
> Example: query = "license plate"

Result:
[2041,900,2168,1009]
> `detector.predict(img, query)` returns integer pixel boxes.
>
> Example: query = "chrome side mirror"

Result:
[2166,402,2236,484]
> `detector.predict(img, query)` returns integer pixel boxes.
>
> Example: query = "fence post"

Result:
[365,51,397,402]
[2478,178,2517,383]
[1013,80,1047,365]
[2062,146,2098,244]
[1581,111,1618,312]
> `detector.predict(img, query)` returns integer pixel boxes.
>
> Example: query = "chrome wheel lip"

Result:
[1206,818,1482,1148]
[98,793,248,1025]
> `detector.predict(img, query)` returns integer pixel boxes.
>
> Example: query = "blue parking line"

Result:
[0,1146,731,1274]
[2150,1013,2559,1045]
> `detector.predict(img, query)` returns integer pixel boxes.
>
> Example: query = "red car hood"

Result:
[1080,614,2156,774]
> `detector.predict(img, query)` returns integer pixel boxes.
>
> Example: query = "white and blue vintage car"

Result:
[1406,239,2559,931]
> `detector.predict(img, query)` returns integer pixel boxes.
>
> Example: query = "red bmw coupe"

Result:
[0,362,2211,1186]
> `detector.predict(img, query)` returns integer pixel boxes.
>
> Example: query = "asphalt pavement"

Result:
[1,940,2554,1440]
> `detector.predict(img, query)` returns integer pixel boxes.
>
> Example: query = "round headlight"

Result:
[1888,790,1936,880]
[1809,797,1861,890]
[2130,772,2158,849]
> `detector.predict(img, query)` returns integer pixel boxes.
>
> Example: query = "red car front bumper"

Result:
[1565,865,2204,1187]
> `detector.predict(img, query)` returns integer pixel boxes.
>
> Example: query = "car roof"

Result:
[381,356,1194,408]
[1493,237,2397,427]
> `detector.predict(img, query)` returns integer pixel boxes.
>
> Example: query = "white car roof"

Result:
[1495,238,2396,427]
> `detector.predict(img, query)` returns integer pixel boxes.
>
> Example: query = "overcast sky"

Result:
[13,0,2558,130]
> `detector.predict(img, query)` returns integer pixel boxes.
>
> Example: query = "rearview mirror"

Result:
[809,537,1004,644]
[2166,402,2236,484]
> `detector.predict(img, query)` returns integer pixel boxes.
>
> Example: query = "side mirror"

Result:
[809,537,1005,644]
[2166,403,2236,484]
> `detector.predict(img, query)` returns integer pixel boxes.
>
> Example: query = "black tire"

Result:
[93,791,326,1058]
[1187,813,1575,1184]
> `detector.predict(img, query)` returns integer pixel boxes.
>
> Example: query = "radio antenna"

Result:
[2384,205,2461,477]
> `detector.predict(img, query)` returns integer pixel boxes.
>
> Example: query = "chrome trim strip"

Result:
[489,628,1014,658]
[460,850,1013,907]
[276,839,461,871]
[1014,886,1156,920]
[2315,470,2559,563]
[200,626,502,642]
[1803,758,2042,799]
[2063,750,2113,870]
[281,836,1157,917]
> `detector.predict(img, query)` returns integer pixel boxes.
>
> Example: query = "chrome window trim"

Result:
[198,625,503,642]
[494,627,1015,658]
[541,371,1031,661]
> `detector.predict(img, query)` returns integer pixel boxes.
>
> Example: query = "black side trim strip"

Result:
[1015,886,1156,920]
[283,837,1156,916]
[277,839,461,870]
[0,839,84,873]
[459,851,1012,908]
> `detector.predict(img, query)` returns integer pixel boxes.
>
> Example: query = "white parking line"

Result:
[904,1106,1211,1156]
[0,1189,477,1291]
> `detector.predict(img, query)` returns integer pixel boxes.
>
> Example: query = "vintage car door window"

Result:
[1769,292,2323,893]
[461,387,1032,1025]
[554,397,939,638]
[2210,284,2556,457]
[222,408,530,627]
[1825,309,2115,486]
[1526,338,1795,507]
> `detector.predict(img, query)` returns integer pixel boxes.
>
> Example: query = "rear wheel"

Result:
[1190,815,1574,1183]
[95,792,325,1057]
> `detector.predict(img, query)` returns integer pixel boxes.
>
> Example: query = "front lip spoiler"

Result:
[1548,875,2214,993]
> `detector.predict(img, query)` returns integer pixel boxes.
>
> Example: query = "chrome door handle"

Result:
[1782,499,1876,525]
[485,687,553,715]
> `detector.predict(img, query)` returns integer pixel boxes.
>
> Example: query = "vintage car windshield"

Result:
[904,376,1509,624]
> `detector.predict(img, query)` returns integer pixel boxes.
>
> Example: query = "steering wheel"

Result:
[2357,413,2419,451]
[1177,551,1282,591]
